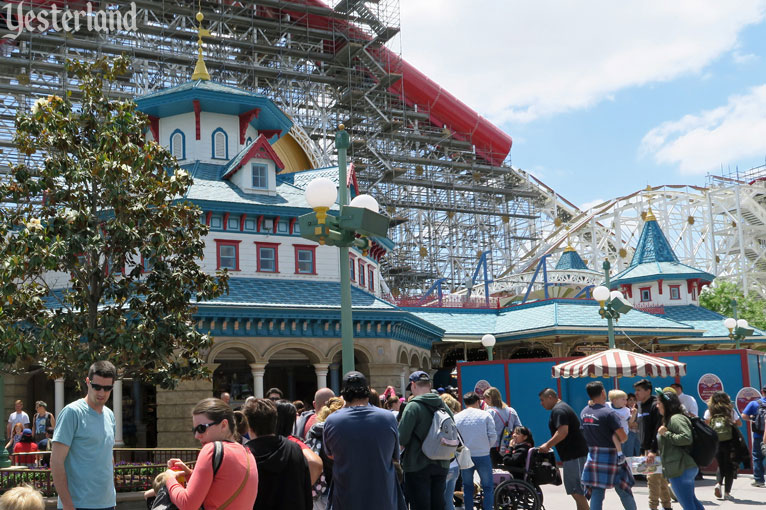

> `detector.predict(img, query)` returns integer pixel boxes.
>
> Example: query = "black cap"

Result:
[342,371,368,390]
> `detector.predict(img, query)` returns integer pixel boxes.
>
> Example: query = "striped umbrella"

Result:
[551,348,686,378]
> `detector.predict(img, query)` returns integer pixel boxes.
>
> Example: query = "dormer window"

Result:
[212,128,228,159]
[170,129,185,160]
[252,163,268,189]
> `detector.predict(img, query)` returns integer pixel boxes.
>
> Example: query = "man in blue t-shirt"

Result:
[324,371,405,510]
[580,381,636,510]
[51,360,117,510]
[742,386,766,487]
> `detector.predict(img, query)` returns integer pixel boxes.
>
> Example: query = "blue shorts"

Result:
[562,456,586,496]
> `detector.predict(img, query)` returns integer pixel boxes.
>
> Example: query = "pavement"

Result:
[533,474,766,509]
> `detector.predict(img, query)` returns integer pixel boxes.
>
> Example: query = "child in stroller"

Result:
[493,426,561,510]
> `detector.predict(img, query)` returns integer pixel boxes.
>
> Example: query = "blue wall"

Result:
[458,350,760,460]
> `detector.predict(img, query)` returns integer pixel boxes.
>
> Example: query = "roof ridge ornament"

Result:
[191,4,211,81]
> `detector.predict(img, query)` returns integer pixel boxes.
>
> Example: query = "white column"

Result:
[55,378,65,417]
[250,363,267,398]
[314,363,329,390]
[400,368,407,397]
[113,379,123,446]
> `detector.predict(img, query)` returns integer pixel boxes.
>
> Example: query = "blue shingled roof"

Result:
[556,249,594,271]
[609,218,714,286]
[410,299,698,339]
[196,277,395,310]
[658,305,766,338]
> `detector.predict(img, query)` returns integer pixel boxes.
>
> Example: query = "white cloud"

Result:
[579,199,607,211]
[400,1,766,124]
[640,85,766,174]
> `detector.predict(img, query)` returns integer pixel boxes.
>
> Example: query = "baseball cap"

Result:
[21,428,32,437]
[409,371,430,384]
[342,371,368,390]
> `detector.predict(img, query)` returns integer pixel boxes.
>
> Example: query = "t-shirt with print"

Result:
[52,398,116,509]
[743,397,766,438]
[580,404,621,448]
[548,401,588,461]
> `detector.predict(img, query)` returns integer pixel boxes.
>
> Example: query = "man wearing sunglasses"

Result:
[52,360,117,510]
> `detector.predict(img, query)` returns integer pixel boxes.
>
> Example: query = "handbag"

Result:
[455,445,474,469]
[497,409,513,456]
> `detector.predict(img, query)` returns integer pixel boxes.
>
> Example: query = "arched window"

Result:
[212,128,228,159]
[170,130,185,160]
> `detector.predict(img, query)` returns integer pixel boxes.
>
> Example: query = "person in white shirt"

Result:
[455,392,497,510]
[670,383,698,417]
[7,400,30,439]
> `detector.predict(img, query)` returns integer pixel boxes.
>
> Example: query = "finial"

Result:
[645,207,657,222]
[564,226,575,252]
[191,8,211,81]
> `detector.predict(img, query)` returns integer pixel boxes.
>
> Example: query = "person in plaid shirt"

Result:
[580,381,636,510]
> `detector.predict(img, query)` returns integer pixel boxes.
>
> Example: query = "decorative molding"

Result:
[193,99,201,140]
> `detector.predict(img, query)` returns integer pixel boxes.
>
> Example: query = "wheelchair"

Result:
[492,447,561,510]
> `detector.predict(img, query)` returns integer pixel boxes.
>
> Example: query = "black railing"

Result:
[1,448,200,497]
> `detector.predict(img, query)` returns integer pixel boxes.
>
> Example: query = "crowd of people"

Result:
[5,361,766,510]
[4,399,55,467]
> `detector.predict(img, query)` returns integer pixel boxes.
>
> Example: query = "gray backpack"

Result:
[420,407,460,460]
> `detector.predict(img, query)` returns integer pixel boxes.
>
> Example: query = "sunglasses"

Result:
[90,383,113,392]
[192,419,223,435]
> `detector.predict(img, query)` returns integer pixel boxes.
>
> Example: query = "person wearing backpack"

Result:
[655,388,703,510]
[742,385,766,487]
[398,370,454,510]
[704,391,742,500]
[454,391,497,510]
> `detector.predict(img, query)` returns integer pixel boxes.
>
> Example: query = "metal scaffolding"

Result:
[0,0,556,296]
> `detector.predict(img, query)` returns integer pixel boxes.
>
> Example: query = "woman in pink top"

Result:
[164,398,258,510]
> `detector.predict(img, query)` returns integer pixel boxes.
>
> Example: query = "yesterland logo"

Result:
[2,1,137,40]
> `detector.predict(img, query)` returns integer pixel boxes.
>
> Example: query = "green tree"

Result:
[0,57,228,388]
[699,279,766,331]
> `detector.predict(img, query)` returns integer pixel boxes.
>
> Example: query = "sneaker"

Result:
[617,453,626,464]
[714,484,722,499]
[724,493,733,500]
[752,481,766,487]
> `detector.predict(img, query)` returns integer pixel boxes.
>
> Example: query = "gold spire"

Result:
[191,8,211,81]
[645,207,657,222]
[564,244,576,253]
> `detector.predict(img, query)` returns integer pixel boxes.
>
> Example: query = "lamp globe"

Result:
[723,318,737,330]
[349,194,380,213]
[305,178,337,210]
[481,334,496,348]
[593,286,610,303]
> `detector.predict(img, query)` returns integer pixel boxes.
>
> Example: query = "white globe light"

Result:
[349,194,380,213]
[723,318,737,329]
[737,318,749,329]
[305,178,337,210]
[481,334,496,347]
[592,286,610,302]
[610,290,624,302]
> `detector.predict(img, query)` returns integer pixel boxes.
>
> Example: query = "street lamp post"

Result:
[0,375,10,467]
[592,259,633,349]
[300,126,391,374]
[723,299,754,349]
[481,334,496,361]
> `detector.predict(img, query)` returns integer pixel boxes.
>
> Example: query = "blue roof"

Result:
[135,80,292,142]
[610,218,714,286]
[195,277,395,310]
[555,249,593,271]
[658,305,766,338]
[410,299,698,340]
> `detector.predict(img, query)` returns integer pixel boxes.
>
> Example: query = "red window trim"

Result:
[255,241,280,273]
[240,214,247,232]
[215,239,242,271]
[294,244,317,275]
[368,267,375,292]
[223,213,230,231]
[349,254,356,281]
[639,286,652,302]
[289,217,297,234]
[358,259,365,286]
[668,285,681,300]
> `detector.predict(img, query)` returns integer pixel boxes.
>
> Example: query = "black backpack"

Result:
[688,415,718,467]
[753,400,766,435]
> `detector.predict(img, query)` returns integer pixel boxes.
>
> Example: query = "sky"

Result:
[399,0,766,209]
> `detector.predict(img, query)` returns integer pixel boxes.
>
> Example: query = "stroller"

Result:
[493,447,561,510]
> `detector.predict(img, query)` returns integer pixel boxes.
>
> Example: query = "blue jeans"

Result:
[668,466,704,510]
[589,486,637,510]
[754,435,765,483]
[623,431,640,457]
[460,455,493,510]
[444,461,460,510]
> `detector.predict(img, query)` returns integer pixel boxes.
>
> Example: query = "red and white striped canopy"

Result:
[551,348,686,379]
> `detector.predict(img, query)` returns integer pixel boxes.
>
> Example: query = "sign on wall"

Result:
[697,373,724,403]
[735,387,762,414]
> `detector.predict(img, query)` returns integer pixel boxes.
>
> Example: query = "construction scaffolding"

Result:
[0,0,559,296]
